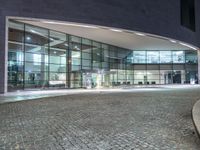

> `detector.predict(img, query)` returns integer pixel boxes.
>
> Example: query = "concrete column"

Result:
[0,16,7,93]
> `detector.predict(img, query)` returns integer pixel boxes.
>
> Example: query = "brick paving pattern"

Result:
[0,88,200,149]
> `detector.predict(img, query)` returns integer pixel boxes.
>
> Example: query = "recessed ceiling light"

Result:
[135,32,145,36]
[64,43,68,47]
[42,21,99,29]
[26,37,31,40]
[30,29,36,33]
[179,42,197,50]
[169,40,177,43]
[110,29,123,32]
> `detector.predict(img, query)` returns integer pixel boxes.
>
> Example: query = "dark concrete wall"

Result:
[0,0,199,93]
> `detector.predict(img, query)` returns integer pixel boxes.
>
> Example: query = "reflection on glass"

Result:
[160,51,172,63]
[185,51,197,64]
[147,51,159,64]
[186,71,198,84]
[69,36,81,51]
[172,70,185,84]
[8,21,24,91]
[24,25,49,89]
[173,51,185,63]
[133,51,146,63]
[49,31,67,88]
[160,70,173,84]
[8,21,24,42]
[93,42,102,63]
[7,20,199,91]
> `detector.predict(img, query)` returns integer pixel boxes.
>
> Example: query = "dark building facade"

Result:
[0,0,200,93]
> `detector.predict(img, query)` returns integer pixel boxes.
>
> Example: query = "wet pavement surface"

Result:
[0,87,200,149]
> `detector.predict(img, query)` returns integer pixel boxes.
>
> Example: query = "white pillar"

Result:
[198,50,200,84]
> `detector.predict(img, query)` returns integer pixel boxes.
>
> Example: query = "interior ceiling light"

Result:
[135,32,146,36]
[179,42,197,50]
[169,40,177,43]
[26,37,31,40]
[74,46,80,50]
[109,29,123,32]
[30,29,36,33]
[64,43,68,47]
[30,29,49,39]
[42,21,99,29]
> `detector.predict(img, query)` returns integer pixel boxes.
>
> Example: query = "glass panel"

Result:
[50,56,66,64]
[118,70,126,80]
[70,72,82,88]
[82,52,91,60]
[8,21,24,91]
[71,51,81,66]
[93,41,102,62]
[69,36,81,51]
[24,71,49,88]
[71,65,81,71]
[160,70,173,84]
[25,53,48,63]
[25,62,48,72]
[50,64,66,72]
[172,51,185,63]
[186,71,198,84]
[8,43,23,62]
[172,70,185,84]
[25,25,49,46]
[146,70,160,84]
[160,51,172,63]
[185,50,197,64]
[109,46,118,63]
[24,25,49,89]
[49,73,66,87]
[82,59,91,67]
[147,51,159,64]
[133,51,146,64]
[118,48,131,59]
[102,62,109,69]
[126,70,134,85]
[82,38,92,53]
[102,44,109,62]
[134,70,146,84]
[8,20,24,42]
[49,31,67,88]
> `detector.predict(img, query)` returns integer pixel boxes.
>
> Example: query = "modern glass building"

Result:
[8,20,198,91]
[0,0,199,93]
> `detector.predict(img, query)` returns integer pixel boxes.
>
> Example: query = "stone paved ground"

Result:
[0,88,200,150]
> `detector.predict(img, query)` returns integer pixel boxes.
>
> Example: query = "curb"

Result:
[192,100,200,138]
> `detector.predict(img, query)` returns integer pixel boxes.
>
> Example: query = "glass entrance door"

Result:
[82,70,109,89]
[82,72,92,89]
[173,71,181,84]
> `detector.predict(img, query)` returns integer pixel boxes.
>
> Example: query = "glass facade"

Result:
[7,20,198,91]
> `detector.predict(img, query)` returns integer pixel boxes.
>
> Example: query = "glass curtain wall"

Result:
[8,21,24,91]
[49,31,68,88]
[24,25,49,89]
[7,20,198,91]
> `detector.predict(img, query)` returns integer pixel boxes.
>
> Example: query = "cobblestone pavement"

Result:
[0,88,200,150]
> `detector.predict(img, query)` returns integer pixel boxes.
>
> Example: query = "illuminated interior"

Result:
[7,19,198,91]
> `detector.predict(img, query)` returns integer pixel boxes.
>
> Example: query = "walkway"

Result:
[0,86,200,149]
